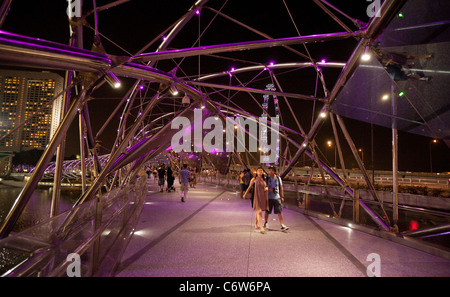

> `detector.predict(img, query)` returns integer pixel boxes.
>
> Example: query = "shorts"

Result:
[240,184,246,191]
[266,198,283,214]
[158,178,165,186]
[180,182,189,192]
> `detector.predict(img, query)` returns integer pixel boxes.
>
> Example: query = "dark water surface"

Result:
[0,186,81,233]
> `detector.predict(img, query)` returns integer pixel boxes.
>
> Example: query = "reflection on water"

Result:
[0,186,81,233]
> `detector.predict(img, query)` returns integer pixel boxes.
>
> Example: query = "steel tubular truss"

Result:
[0,0,412,239]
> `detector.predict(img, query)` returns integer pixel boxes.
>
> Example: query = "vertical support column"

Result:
[50,70,72,217]
[330,113,348,180]
[79,111,87,193]
[392,85,399,230]
[51,0,84,217]
[353,189,360,224]
[304,184,309,210]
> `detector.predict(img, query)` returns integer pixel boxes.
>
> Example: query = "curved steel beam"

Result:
[187,80,326,102]
[0,31,204,101]
[0,0,13,27]
[132,31,359,62]
[196,62,346,81]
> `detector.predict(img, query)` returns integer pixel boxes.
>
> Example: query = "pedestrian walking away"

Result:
[166,165,175,192]
[158,164,166,192]
[179,164,191,202]
[265,166,289,232]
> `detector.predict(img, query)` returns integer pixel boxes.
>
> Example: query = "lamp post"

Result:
[327,140,336,168]
[358,148,364,165]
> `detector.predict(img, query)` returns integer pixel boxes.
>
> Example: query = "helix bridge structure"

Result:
[0,0,449,276]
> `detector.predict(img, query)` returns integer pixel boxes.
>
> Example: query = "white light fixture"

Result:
[169,85,179,96]
[361,46,371,61]
[104,72,121,89]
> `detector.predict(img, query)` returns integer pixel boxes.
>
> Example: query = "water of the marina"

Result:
[0,185,81,233]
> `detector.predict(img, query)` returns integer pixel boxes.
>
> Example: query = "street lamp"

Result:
[327,140,336,168]
[358,148,364,165]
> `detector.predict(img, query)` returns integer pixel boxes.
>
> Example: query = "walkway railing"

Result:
[0,175,147,277]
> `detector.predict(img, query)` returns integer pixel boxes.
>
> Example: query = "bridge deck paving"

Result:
[116,182,450,277]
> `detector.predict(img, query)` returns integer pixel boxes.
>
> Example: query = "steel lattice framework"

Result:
[0,0,413,238]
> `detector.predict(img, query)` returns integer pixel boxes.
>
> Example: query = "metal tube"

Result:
[79,111,87,193]
[313,0,353,33]
[187,80,325,102]
[330,113,348,179]
[0,91,85,238]
[336,114,391,231]
[278,0,404,180]
[72,92,162,207]
[0,0,13,27]
[392,85,399,228]
[401,224,450,238]
[50,70,72,218]
[51,7,82,217]
[197,62,345,81]
[133,31,358,62]
[205,7,311,61]
[0,31,111,72]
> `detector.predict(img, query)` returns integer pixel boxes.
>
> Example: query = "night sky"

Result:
[1,0,449,172]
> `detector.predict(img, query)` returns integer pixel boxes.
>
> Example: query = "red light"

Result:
[409,220,419,231]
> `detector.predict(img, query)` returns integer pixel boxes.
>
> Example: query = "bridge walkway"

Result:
[115,183,450,277]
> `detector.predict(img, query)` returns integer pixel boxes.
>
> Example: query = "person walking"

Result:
[244,167,269,234]
[265,166,289,232]
[179,164,191,202]
[166,165,175,192]
[243,169,252,192]
[239,171,246,199]
[158,164,166,192]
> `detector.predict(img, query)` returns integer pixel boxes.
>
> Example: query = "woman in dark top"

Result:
[166,166,175,192]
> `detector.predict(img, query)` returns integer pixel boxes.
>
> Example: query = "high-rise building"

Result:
[0,69,64,152]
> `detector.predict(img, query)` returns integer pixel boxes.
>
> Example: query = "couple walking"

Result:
[243,166,289,234]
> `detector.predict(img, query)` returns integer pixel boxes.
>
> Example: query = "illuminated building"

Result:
[0,70,64,152]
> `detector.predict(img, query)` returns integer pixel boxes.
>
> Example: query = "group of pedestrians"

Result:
[151,163,193,203]
[154,163,176,193]
[150,163,289,233]
[242,166,289,234]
